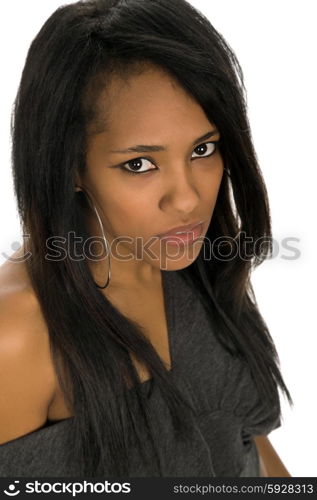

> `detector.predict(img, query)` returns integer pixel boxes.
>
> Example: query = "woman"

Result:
[0,0,292,477]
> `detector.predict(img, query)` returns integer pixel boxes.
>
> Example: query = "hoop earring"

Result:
[75,186,111,289]
[223,167,231,176]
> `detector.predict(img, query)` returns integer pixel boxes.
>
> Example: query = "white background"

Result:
[0,0,316,476]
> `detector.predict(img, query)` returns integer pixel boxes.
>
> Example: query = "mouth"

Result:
[156,220,205,238]
[156,220,205,246]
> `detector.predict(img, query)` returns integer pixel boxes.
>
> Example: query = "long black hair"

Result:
[11,0,293,476]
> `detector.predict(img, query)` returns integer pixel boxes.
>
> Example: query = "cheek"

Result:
[97,186,151,234]
[195,160,224,201]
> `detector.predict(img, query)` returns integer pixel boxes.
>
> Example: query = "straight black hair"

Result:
[11,0,293,476]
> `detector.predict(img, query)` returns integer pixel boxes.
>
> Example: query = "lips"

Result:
[156,220,205,238]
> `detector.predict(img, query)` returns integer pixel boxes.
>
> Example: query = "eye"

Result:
[191,141,218,159]
[120,157,157,175]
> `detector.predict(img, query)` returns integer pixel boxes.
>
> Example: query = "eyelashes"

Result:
[118,140,220,176]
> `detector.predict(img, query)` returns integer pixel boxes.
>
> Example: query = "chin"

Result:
[158,243,203,271]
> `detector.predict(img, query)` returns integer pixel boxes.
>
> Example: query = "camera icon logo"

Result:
[3,481,20,496]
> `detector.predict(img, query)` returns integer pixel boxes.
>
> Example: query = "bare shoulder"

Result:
[0,251,57,444]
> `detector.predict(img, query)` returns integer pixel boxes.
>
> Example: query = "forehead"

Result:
[88,64,211,140]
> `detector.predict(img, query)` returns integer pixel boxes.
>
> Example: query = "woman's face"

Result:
[79,65,224,283]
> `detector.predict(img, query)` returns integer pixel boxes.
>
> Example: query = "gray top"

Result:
[0,269,281,477]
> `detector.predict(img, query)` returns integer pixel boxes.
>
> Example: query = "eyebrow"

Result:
[109,129,219,154]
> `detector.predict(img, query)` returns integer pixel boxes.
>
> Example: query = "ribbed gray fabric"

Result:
[0,269,281,477]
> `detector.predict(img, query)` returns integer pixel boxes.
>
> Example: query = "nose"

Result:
[158,161,200,217]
